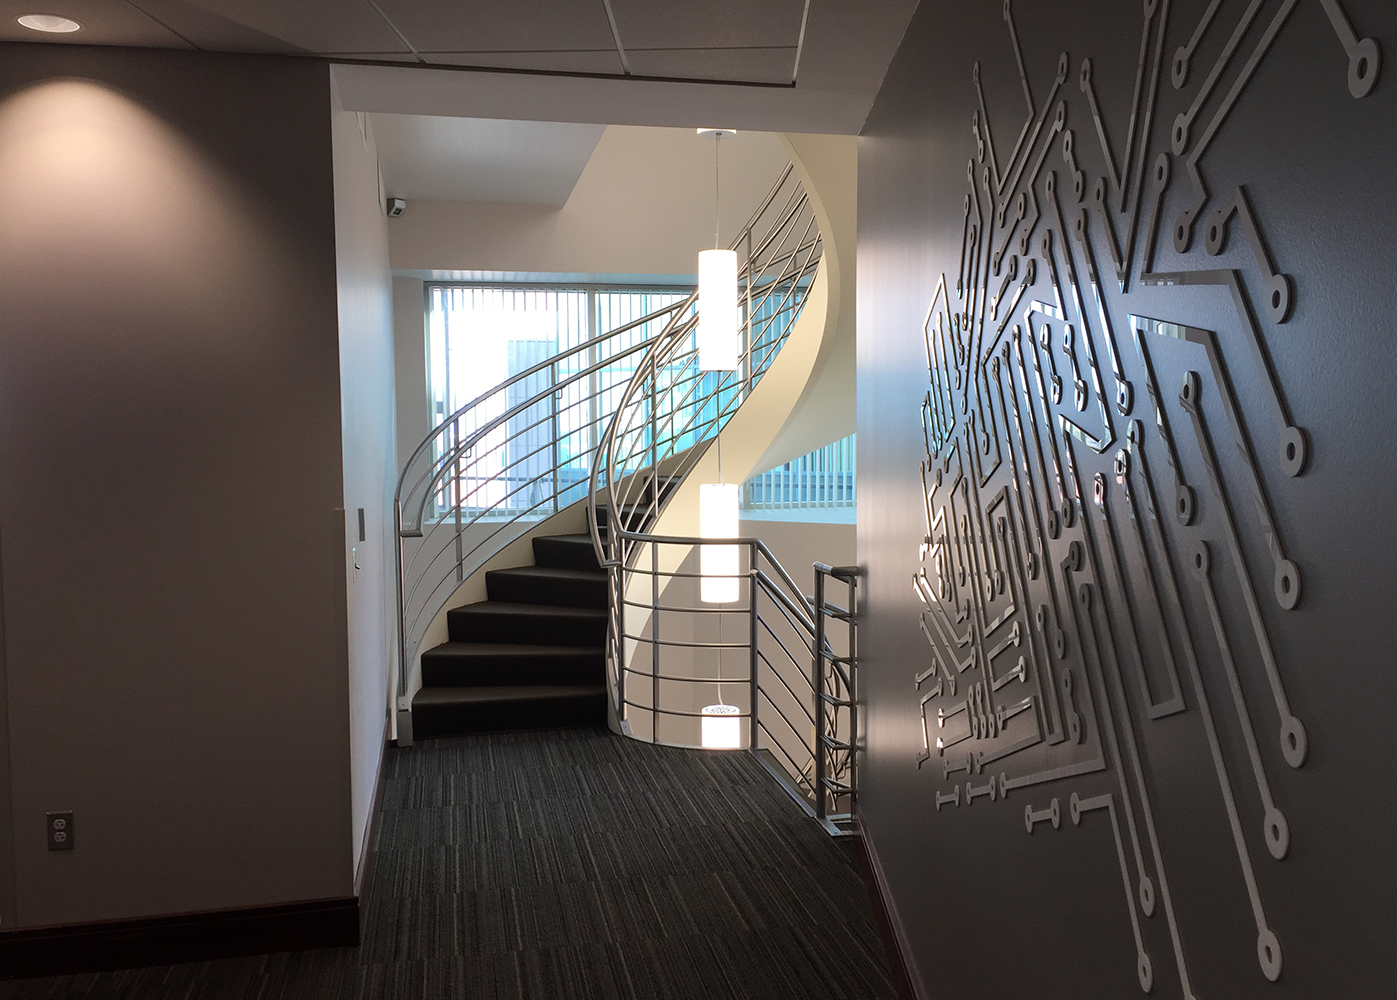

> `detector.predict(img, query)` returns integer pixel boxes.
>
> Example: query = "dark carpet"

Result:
[2,728,896,999]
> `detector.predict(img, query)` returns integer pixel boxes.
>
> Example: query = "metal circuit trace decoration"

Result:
[911,1,1378,994]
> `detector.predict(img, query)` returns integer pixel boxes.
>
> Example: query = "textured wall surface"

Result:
[856,1,1396,997]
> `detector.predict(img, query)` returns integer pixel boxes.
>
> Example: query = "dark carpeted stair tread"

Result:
[413,684,604,705]
[420,641,604,688]
[532,534,606,572]
[447,600,608,646]
[485,565,607,609]
[423,641,602,657]
[411,684,607,737]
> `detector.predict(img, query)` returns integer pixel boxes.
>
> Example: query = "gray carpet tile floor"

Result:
[2,727,896,999]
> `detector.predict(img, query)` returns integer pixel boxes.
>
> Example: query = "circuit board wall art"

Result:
[908,1,1381,995]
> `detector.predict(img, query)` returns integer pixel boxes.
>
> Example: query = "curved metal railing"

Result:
[394,297,690,713]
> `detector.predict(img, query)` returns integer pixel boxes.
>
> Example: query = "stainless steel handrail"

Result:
[393,296,695,726]
[580,159,862,829]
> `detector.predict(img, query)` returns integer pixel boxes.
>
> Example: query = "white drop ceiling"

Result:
[0,0,919,133]
[369,115,606,205]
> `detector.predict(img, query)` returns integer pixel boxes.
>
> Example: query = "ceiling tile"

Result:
[152,0,410,54]
[0,0,191,48]
[374,0,615,54]
[123,0,307,53]
[625,47,796,85]
[608,0,805,51]
[421,50,624,76]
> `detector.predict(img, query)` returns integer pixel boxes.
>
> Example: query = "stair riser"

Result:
[413,693,606,738]
[447,609,607,646]
[421,652,604,688]
[485,572,607,609]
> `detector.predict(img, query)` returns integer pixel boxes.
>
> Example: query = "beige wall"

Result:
[751,133,858,474]
[0,44,353,926]
[387,124,790,275]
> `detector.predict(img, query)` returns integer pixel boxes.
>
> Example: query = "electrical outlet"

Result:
[47,811,73,851]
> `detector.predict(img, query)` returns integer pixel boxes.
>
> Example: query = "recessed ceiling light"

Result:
[17,14,82,33]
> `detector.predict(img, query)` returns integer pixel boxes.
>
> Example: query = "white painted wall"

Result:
[386,125,791,276]
[330,75,396,876]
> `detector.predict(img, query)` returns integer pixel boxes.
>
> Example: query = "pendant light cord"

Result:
[716,611,724,706]
[714,133,722,250]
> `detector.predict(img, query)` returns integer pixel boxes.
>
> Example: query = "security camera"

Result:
[387,197,406,217]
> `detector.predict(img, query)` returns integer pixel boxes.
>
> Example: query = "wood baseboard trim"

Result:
[0,896,359,980]
[852,802,927,1000]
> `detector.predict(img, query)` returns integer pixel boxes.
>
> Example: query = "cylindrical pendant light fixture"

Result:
[699,482,740,604]
[698,248,739,371]
[701,703,741,749]
[696,127,740,373]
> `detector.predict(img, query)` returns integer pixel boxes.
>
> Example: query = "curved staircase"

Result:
[396,163,827,748]
[412,528,608,737]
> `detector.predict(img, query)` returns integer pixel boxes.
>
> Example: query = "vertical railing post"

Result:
[550,359,561,513]
[744,229,753,398]
[614,565,625,722]
[651,539,660,744]
[847,571,858,808]
[453,413,464,582]
[748,542,759,750]
[393,498,413,746]
[813,566,828,821]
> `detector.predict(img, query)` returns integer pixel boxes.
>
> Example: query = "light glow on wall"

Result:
[699,482,740,604]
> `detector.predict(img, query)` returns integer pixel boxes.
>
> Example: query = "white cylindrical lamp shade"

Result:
[697,248,739,371]
[699,482,740,604]
[701,704,742,749]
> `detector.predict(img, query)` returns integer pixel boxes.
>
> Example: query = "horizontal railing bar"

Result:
[399,299,689,504]
[619,667,749,684]
[620,699,751,720]
[620,633,749,650]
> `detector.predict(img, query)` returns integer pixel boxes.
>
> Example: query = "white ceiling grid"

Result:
[0,0,920,133]
[1,0,814,83]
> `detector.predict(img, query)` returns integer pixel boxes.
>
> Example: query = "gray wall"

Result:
[856,2,1395,997]
[0,43,354,926]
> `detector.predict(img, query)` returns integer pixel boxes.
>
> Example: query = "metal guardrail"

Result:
[393,298,691,731]
[813,562,858,829]
[601,529,859,834]
[584,165,861,827]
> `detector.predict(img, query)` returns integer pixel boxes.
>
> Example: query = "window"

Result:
[744,435,856,513]
[425,282,691,519]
